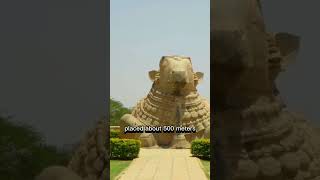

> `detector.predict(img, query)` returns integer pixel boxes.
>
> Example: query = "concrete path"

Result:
[118,148,208,180]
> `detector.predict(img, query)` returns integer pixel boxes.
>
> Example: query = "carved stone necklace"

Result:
[131,85,210,130]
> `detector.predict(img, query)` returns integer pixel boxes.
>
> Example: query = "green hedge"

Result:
[110,138,140,160]
[110,130,120,138]
[191,139,210,159]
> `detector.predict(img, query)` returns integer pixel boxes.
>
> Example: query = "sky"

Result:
[0,0,107,147]
[261,1,320,125]
[110,0,210,108]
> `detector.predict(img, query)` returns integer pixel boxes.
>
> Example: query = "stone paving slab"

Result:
[117,148,208,180]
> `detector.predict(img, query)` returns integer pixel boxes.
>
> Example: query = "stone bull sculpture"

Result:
[212,0,320,180]
[120,56,210,148]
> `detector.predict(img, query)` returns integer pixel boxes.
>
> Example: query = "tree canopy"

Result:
[0,115,70,180]
[110,98,131,126]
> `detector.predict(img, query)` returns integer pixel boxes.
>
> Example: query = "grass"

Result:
[110,160,132,180]
[200,159,210,179]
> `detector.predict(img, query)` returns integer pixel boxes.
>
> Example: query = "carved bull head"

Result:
[212,0,267,69]
[212,0,300,107]
[149,56,204,96]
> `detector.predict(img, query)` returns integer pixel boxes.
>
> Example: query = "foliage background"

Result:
[0,115,71,180]
[110,98,131,126]
[0,97,129,179]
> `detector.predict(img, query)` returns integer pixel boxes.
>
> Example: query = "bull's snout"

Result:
[171,71,188,83]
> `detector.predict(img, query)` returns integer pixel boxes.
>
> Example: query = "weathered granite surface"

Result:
[67,120,108,180]
[212,0,320,180]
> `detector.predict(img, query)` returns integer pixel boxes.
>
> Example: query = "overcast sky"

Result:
[110,0,210,108]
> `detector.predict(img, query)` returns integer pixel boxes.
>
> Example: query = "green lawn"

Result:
[200,160,210,179]
[110,160,132,180]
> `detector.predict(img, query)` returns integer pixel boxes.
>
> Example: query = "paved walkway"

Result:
[118,148,208,180]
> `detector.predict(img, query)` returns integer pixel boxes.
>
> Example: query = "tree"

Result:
[110,98,131,126]
[0,115,71,180]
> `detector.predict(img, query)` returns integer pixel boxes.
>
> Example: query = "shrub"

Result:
[110,130,120,138]
[191,139,210,159]
[110,138,140,160]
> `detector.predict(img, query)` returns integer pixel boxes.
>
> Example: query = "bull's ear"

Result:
[275,32,300,69]
[149,70,159,81]
[195,72,204,83]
